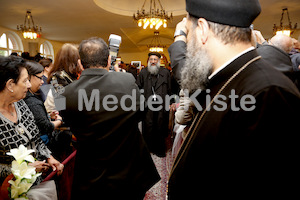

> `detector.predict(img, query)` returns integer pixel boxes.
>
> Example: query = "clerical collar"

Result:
[208,47,255,80]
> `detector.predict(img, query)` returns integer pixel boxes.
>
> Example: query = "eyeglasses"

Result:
[33,74,43,80]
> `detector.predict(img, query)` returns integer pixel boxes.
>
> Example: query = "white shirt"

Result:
[208,47,255,80]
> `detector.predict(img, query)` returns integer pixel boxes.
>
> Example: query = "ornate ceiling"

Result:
[0,0,299,54]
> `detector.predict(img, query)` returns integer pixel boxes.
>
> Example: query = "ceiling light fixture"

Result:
[133,0,172,30]
[273,8,297,37]
[17,11,42,39]
[148,31,165,52]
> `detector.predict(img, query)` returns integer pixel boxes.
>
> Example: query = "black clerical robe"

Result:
[168,45,300,199]
[136,67,172,156]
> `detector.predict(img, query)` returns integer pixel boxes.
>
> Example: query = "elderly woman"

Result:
[0,56,63,199]
[23,61,63,149]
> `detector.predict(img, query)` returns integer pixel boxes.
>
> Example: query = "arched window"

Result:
[0,32,23,56]
[40,41,54,60]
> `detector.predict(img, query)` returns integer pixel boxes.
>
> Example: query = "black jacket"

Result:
[61,68,160,199]
[136,67,172,101]
[168,41,187,84]
[290,53,300,90]
[168,42,300,199]
[24,91,54,140]
[257,43,295,82]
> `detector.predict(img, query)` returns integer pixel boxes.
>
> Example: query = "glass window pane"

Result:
[40,44,44,54]
[14,51,22,56]
[44,44,50,55]
[40,41,54,59]
[8,36,18,50]
[8,38,13,49]
[0,33,7,48]
[0,49,8,56]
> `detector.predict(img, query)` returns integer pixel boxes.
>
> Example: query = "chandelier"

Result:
[17,11,42,39]
[133,0,172,29]
[148,31,166,52]
[273,8,297,37]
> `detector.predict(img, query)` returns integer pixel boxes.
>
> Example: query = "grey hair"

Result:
[188,14,252,45]
[269,34,293,53]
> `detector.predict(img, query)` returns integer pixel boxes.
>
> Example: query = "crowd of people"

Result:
[1,0,300,199]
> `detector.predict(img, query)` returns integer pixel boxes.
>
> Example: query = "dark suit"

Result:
[290,53,300,90]
[168,42,300,199]
[168,41,187,84]
[61,68,160,200]
[257,43,295,82]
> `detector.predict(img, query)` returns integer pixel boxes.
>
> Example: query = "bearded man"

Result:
[167,0,300,199]
[136,52,172,157]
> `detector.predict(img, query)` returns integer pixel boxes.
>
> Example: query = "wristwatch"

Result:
[57,118,63,124]
[174,30,187,38]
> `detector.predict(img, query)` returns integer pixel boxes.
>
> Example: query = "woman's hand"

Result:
[47,156,64,176]
[29,160,50,173]
[50,110,59,120]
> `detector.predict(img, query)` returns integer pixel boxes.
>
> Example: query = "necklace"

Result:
[0,111,14,117]
[0,104,15,117]
[7,110,14,117]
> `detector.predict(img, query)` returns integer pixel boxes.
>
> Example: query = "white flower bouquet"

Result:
[5,145,42,200]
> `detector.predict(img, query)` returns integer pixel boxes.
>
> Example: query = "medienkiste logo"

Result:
[40,79,66,111]
[41,83,256,112]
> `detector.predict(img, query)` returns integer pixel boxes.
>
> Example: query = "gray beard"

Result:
[147,62,160,75]
[181,35,213,92]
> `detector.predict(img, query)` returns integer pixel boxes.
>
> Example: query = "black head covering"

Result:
[148,52,161,59]
[186,0,261,27]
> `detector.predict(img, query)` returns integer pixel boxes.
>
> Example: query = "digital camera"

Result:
[108,34,122,71]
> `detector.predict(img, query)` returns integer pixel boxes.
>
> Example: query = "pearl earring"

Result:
[10,90,13,93]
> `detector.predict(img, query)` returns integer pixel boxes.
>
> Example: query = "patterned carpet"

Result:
[144,137,175,200]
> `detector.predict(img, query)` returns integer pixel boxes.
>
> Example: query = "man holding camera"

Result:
[61,37,159,200]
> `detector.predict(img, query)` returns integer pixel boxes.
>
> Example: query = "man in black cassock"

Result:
[167,0,300,199]
[61,37,160,200]
[136,52,172,157]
